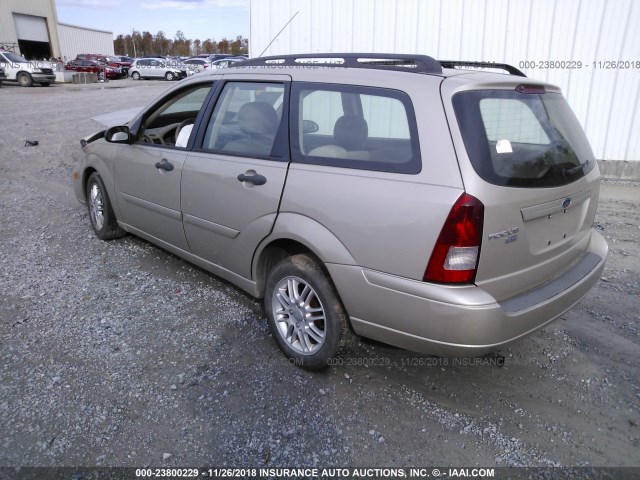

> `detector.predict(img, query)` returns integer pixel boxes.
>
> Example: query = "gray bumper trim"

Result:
[500,252,602,314]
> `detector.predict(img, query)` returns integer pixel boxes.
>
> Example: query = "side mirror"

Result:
[104,125,132,144]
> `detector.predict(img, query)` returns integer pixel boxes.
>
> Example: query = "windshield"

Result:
[1,52,28,63]
[453,90,595,188]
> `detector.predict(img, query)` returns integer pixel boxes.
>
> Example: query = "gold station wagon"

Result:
[73,54,607,370]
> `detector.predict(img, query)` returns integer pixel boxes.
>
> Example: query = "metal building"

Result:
[57,23,114,63]
[0,0,113,62]
[250,0,640,178]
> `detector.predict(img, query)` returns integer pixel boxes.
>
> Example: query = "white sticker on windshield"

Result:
[496,139,513,153]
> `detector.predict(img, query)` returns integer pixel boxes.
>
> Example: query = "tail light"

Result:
[423,193,484,284]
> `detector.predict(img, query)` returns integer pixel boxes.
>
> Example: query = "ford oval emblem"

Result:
[562,197,572,209]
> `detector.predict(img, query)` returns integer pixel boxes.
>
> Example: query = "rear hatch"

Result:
[446,79,600,301]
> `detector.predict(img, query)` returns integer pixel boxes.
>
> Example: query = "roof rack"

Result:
[439,61,526,77]
[237,53,443,74]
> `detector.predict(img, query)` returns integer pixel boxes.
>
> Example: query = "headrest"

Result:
[237,101,278,136]
[334,115,368,150]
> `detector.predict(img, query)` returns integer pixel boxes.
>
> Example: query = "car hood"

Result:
[91,107,143,128]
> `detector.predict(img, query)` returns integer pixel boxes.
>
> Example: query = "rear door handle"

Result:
[237,173,267,186]
[155,159,174,171]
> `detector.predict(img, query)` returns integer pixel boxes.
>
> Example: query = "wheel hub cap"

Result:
[89,183,105,230]
[272,276,326,355]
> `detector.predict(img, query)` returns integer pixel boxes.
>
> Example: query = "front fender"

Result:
[77,142,122,220]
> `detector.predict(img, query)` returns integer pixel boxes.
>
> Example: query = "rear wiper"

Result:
[563,160,590,176]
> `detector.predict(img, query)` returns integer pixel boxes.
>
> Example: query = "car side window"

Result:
[291,83,421,174]
[137,83,214,148]
[201,82,287,159]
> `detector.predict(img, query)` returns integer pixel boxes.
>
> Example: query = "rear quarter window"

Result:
[453,90,595,187]
[291,83,421,174]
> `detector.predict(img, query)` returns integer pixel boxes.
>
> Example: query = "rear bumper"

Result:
[327,230,607,357]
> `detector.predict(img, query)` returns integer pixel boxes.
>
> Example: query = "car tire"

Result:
[165,71,174,81]
[131,72,140,80]
[98,71,105,81]
[86,172,126,241]
[264,254,356,371]
[17,72,33,87]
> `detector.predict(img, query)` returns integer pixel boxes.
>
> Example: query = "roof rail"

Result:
[439,61,527,77]
[237,53,443,74]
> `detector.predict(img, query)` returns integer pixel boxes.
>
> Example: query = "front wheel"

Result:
[131,71,140,80]
[264,254,355,370]
[86,173,125,240]
[165,71,175,81]
[17,72,33,87]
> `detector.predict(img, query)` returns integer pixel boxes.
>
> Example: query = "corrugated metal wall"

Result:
[57,23,114,61]
[250,0,640,163]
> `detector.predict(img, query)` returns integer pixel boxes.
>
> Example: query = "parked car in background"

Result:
[192,53,229,61]
[212,57,246,69]
[128,58,185,81]
[73,53,607,370]
[0,50,56,87]
[183,57,213,75]
[0,65,6,86]
[66,60,121,80]
[208,54,236,62]
[85,55,129,77]
[109,55,132,76]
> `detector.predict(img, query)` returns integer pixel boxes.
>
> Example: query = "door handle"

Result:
[155,159,174,171]
[237,173,267,185]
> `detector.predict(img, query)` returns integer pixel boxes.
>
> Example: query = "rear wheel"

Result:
[165,71,175,81]
[86,173,125,240]
[98,71,105,81]
[264,254,356,370]
[131,71,140,80]
[17,72,33,87]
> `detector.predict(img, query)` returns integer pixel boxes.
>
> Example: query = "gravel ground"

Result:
[0,79,639,471]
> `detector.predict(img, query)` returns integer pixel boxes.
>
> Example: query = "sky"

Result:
[56,0,249,41]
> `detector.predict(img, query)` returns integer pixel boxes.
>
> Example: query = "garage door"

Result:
[13,13,49,42]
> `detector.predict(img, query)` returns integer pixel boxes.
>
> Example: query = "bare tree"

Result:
[141,31,154,56]
[218,38,230,53]
[114,35,125,55]
[192,39,202,56]
[115,32,247,58]
[202,38,216,54]
[155,31,171,56]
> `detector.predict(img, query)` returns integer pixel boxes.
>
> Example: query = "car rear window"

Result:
[452,90,595,187]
